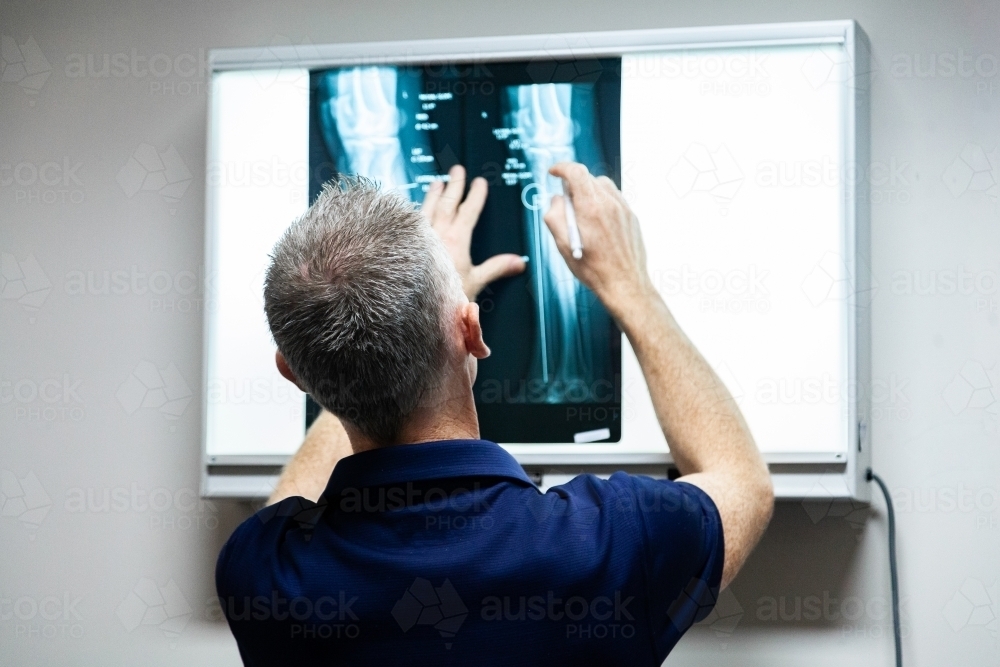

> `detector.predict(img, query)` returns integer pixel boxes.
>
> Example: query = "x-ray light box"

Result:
[202,21,871,501]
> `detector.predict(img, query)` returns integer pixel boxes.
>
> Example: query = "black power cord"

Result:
[867,468,901,667]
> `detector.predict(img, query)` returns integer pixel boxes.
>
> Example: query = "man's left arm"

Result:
[267,409,352,505]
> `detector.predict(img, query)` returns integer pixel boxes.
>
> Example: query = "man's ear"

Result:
[460,302,491,360]
[275,351,306,391]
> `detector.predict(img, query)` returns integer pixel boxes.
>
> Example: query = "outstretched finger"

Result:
[439,164,466,220]
[421,179,444,223]
[542,194,573,262]
[457,176,488,229]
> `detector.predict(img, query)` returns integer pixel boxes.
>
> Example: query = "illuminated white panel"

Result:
[619,45,849,456]
[205,69,310,457]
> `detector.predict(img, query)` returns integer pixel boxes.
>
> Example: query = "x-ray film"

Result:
[308,59,623,443]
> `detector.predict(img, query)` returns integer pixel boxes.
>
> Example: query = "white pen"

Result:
[563,188,584,259]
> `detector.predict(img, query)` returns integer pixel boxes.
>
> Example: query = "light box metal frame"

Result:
[201,20,872,501]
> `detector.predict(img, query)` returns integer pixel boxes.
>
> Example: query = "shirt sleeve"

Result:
[610,473,725,657]
[216,496,322,595]
[215,495,325,663]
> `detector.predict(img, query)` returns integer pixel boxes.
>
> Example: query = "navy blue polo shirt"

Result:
[216,439,724,666]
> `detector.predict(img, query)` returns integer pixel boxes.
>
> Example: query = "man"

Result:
[216,163,774,666]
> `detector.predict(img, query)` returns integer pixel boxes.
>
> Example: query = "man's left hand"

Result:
[422,164,526,301]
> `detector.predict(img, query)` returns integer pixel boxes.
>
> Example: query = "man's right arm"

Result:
[544,163,774,589]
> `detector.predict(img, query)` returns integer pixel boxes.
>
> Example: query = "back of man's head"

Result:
[264,178,462,446]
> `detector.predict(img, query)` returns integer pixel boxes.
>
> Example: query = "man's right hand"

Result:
[543,162,655,321]
[543,161,773,590]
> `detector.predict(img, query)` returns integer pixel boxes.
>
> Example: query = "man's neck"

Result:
[397,407,480,445]
[348,383,481,454]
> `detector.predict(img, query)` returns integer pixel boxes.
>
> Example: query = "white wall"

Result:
[1,1,998,665]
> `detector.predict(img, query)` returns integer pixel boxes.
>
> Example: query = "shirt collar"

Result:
[323,439,533,496]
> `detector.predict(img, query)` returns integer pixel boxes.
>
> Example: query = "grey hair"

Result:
[263,177,462,445]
